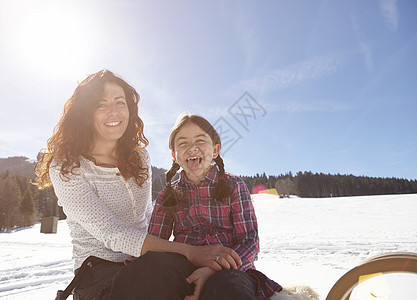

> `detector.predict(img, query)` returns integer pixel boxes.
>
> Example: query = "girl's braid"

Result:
[160,160,182,211]
[213,155,232,203]
[166,160,180,185]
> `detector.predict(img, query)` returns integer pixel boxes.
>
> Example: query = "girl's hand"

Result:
[186,244,242,271]
[184,267,216,300]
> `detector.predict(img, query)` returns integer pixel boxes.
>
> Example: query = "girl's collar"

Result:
[179,165,219,185]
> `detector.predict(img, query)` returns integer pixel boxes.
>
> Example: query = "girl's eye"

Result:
[96,103,106,109]
[196,140,206,144]
[117,100,126,105]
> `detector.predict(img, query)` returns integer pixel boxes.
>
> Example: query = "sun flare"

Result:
[14,2,91,77]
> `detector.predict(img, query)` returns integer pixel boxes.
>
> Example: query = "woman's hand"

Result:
[184,267,216,300]
[141,235,241,271]
[186,244,242,271]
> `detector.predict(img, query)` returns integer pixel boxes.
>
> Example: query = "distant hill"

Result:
[0,156,36,179]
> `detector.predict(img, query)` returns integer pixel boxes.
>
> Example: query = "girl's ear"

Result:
[212,144,220,159]
[171,150,176,162]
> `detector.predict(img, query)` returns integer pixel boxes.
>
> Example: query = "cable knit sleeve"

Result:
[49,160,151,262]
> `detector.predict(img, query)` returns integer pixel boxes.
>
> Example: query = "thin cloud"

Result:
[349,10,375,73]
[380,0,399,31]
[237,25,258,76]
[229,55,343,96]
[359,41,374,73]
[268,99,351,113]
[226,3,259,76]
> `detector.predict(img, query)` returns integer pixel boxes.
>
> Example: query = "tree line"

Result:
[0,157,165,232]
[1,156,417,231]
[0,171,62,232]
[0,155,168,231]
[240,171,417,198]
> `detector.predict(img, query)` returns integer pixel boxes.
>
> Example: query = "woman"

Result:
[34,70,240,300]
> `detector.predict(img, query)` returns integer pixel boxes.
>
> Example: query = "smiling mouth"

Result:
[105,121,121,127]
[186,156,202,162]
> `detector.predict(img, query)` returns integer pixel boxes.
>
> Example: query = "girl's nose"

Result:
[188,145,198,152]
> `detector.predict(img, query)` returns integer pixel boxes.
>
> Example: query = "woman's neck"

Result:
[90,142,119,167]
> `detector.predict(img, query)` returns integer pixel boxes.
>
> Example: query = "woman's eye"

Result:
[117,100,126,105]
[96,103,106,109]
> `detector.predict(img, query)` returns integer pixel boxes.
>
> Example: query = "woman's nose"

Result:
[107,104,118,115]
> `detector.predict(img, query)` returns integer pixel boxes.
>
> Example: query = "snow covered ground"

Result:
[1,193,416,299]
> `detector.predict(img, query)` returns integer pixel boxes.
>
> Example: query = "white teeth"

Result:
[105,121,121,126]
[186,156,199,161]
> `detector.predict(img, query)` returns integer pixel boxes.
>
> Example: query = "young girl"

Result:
[148,114,282,300]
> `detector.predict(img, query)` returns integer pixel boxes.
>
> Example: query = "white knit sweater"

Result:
[49,151,152,270]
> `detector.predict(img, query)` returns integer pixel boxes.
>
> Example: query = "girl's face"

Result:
[172,121,220,185]
[92,82,129,149]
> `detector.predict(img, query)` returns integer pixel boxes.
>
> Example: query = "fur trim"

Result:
[270,285,319,300]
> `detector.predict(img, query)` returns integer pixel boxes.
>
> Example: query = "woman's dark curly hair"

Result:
[34,69,149,189]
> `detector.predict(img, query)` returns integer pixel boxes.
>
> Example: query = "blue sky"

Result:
[0,0,416,180]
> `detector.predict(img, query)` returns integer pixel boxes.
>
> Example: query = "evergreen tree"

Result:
[0,176,22,231]
[275,177,295,197]
[20,189,35,227]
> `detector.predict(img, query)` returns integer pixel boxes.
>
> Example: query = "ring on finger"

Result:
[215,255,221,262]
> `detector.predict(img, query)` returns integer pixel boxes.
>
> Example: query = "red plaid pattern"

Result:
[148,166,282,297]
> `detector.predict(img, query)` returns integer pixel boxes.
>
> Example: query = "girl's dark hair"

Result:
[161,114,231,210]
[34,69,149,189]
[160,160,182,211]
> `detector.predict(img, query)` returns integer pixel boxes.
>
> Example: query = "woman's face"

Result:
[92,82,129,148]
[172,121,220,184]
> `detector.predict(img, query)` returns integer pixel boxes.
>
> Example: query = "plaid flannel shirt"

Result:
[148,166,281,297]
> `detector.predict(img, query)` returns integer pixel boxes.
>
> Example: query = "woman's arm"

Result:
[141,234,240,271]
[49,165,148,257]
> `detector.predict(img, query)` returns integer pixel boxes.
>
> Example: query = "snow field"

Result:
[0,193,416,299]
